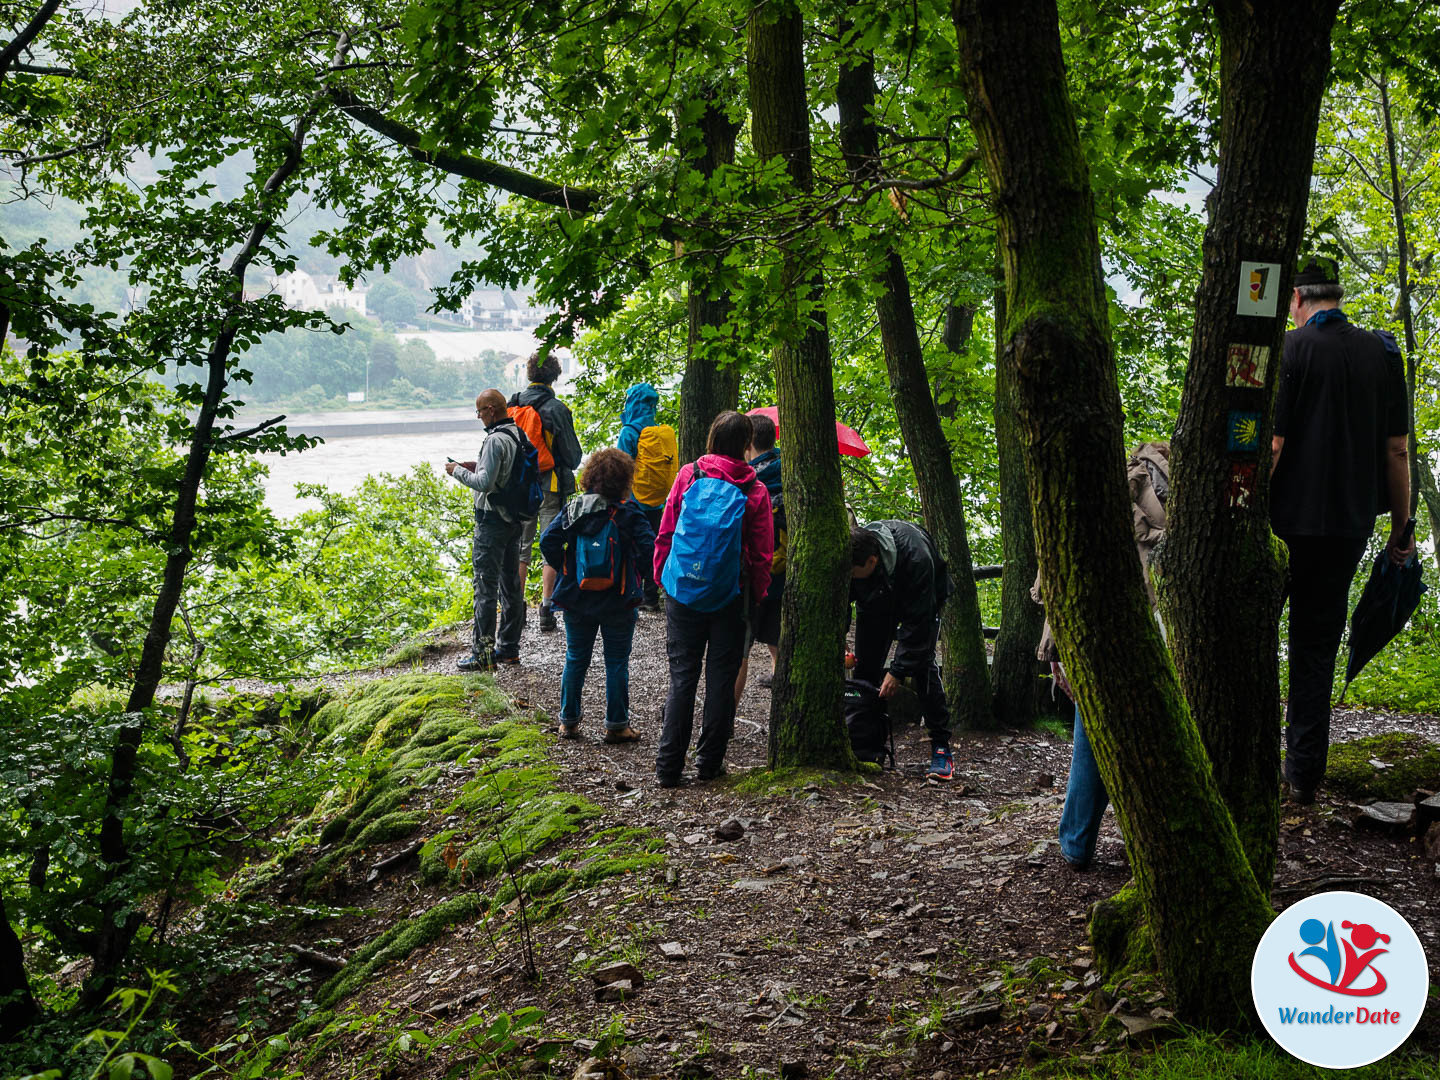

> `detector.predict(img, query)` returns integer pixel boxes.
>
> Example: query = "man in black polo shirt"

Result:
[1271,254,1412,804]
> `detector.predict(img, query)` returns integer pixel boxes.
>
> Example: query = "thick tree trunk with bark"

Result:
[952,0,1272,1028]
[835,39,995,731]
[679,95,743,464]
[0,890,37,1041]
[1156,0,1339,889]
[749,1,854,769]
[989,278,1045,722]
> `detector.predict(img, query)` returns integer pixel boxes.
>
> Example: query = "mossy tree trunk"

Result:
[989,275,1045,723]
[951,0,1272,1029]
[679,91,743,464]
[835,35,995,731]
[749,0,854,769]
[1156,0,1339,890]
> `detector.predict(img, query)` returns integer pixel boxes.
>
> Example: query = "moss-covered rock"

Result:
[1327,732,1440,801]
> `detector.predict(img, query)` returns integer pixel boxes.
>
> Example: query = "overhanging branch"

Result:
[329,88,603,214]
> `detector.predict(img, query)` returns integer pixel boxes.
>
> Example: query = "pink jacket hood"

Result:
[653,454,774,605]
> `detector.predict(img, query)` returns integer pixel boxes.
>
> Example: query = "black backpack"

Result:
[488,425,543,521]
[844,679,894,768]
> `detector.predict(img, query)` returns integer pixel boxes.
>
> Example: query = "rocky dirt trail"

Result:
[216,607,1440,1077]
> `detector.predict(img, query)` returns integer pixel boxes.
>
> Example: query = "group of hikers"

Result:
[447,253,1413,857]
[444,353,960,788]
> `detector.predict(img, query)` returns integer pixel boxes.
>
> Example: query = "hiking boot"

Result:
[696,762,728,782]
[538,603,557,632]
[458,652,495,673]
[640,596,661,614]
[926,743,955,781]
[655,771,684,789]
[494,654,520,666]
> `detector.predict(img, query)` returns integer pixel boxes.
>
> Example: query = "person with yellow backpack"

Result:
[618,382,679,612]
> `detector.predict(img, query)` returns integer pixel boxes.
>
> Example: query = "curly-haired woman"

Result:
[539,447,655,742]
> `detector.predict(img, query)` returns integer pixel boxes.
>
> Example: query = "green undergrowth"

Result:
[729,765,876,796]
[1005,1031,1440,1079]
[1326,731,1440,801]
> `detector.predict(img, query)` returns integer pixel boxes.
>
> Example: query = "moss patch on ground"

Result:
[266,674,663,1020]
[1326,732,1440,801]
[729,765,875,797]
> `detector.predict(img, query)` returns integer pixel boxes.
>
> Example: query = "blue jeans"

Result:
[1058,704,1108,867]
[560,609,638,731]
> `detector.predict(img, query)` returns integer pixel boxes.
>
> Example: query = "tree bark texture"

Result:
[989,277,1045,722]
[679,92,744,464]
[952,0,1272,1029]
[834,37,995,731]
[1156,0,1339,890]
[0,890,37,1041]
[749,1,854,769]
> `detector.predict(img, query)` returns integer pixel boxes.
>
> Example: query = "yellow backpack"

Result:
[632,424,679,506]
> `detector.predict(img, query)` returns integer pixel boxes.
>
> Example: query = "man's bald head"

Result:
[476,389,508,427]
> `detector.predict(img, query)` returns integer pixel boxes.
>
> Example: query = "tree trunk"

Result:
[989,275,1045,722]
[834,36,995,732]
[679,93,743,464]
[1378,76,1423,525]
[86,60,340,1001]
[749,0,853,769]
[1156,0,1339,890]
[952,0,1273,1029]
[0,890,37,1041]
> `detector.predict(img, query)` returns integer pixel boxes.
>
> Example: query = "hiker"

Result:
[1272,255,1411,804]
[539,447,655,744]
[1040,441,1169,868]
[849,520,954,780]
[617,381,679,612]
[653,411,773,787]
[446,389,541,671]
[509,352,584,633]
[736,413,784,698]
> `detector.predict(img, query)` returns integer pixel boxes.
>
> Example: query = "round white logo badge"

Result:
[1252,891,1428,1069]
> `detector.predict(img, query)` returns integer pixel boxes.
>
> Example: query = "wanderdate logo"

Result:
[1253,892,1427,1068]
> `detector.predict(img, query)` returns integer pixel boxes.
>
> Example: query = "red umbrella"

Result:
[747,406,871,458]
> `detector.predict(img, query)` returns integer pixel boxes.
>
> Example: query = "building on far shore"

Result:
[457,287,558,330]
[268,269,368,317]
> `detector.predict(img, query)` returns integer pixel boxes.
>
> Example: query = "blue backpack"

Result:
[489,425,543,520]
[576,508,621,592]
[661,465,752,612]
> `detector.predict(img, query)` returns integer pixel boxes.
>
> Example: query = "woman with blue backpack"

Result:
[539,448,656,744]
[653,411,774,787]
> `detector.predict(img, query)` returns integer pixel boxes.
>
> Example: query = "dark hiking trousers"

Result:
[1280,534,1368,794]
[473,507,525,661]
[853,612,951,745]
[655,596,746,782]
[639,503,663,605]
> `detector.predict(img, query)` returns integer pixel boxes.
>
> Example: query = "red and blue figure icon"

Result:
[1289,918,1390,996]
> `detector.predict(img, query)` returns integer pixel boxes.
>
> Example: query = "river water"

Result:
[259,427,479,519]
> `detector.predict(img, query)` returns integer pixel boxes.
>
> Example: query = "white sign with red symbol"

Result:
[1252,891,1428,1068]
[1236,260,1282,318]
